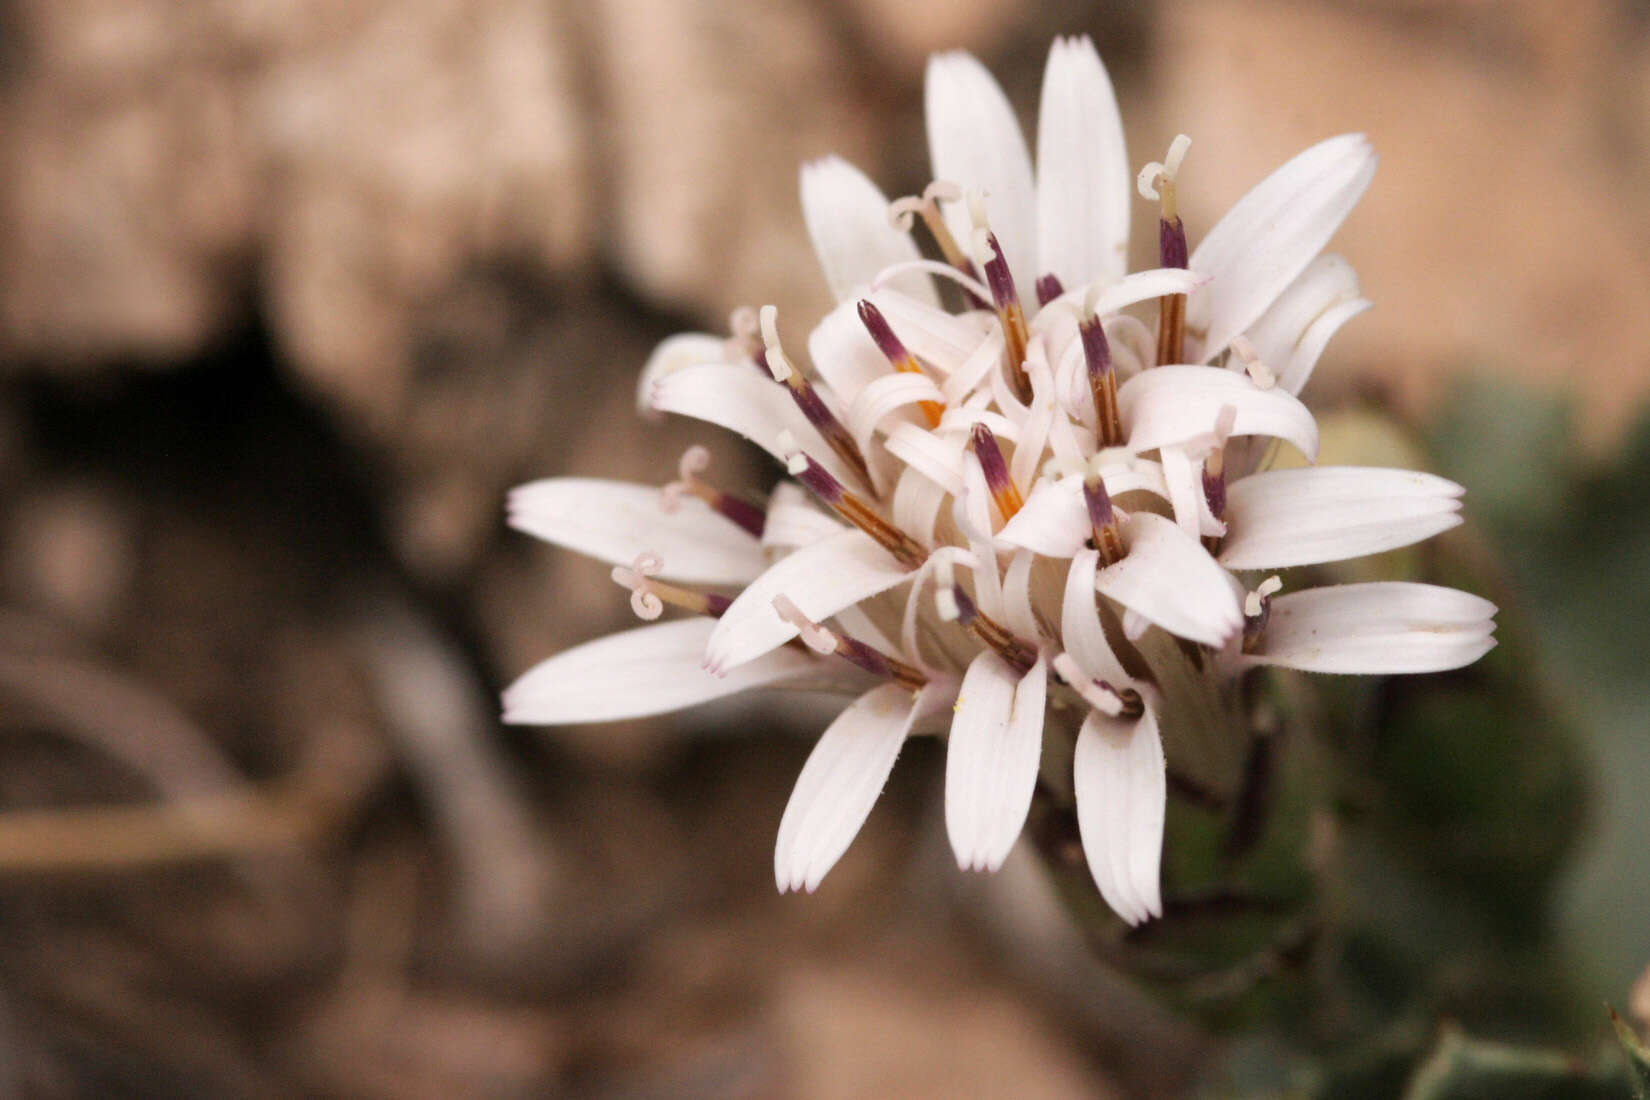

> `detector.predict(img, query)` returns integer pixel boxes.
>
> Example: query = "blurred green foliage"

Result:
[1428,378,1650,1004]
[1195,379,1650,1098]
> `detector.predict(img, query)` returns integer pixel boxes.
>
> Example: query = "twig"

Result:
[0,718,384,872]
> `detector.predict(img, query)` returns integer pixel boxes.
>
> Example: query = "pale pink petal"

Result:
[1036,267,1211,342]
[849,371,945,454]
[706,530,916,673]
[503,618,826,726]
[946,652,1047,873]
[1118,365,1320,459]
[958,459,998,543]
[1060,549,1130,684]
[1000,549,1040,641]
[651,363,856,488]
[1158,444,1226,540]
[1282,296,1372,397]
[775,682,936,893]
[997,478,1088,557]
[1240,253,1369,396]
[801,156,936,305]
[884,422,967,496]
[508,478,765,584]
[1187,133,1377,359]
[866,287,994,376]
[998,462,1168,558]
[1074,705,1165,926]
[761,482,845,552]
[1246,582,1497,674]
[1220,467,1464,570]
[939,327,1008,403]
[891,464,952,548]
[636,333,731,419]
[1035,36,1129,290]
[944,653,1015,863]
[935,402,1021,444]
[926,51,1037,306]
[808,300,893,412]
[1094,513,1244,646]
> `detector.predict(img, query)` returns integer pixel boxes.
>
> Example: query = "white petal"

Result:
[944,653,1014,862]
[1220,466,1464,570]
[1247,582,1497,674]
[998,463,1169,558]
[1035,267,1211,341]
[1158,443,1227,541]
[705,529,915,673]
[503,618,821,725]
[891,464,952,550]
[998,478,1088,557]
[1282,295,1371,398]
[946,652,1046,873]
[935,402,1020,443]
[508,478,765,584]
[1035,36,1130,290]
[1187,133,1377,359]
[801,156,936,305]
[1074,706,1165,926]
[775,682,924,893]
[849,371,944,455]
[866,286,994,376]
[762,482,844,552]
[808,299,892,412]
[1094,512,1244,646]
[1000,549,1040,641]
[1241,254,1350,367]
[651,363,856,488]
[926,51,1037,307]
[884,422,967,496]
[1118,365,1320,459]
[940,326,1007,403]
[1060,549,1130,684]
[636,333,730,419]
[958,459,998,544]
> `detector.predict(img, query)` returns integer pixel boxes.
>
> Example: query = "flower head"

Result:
[504,37,1495,924]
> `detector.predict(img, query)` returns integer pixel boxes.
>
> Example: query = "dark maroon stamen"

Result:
[714,495,767,539]
[1159,215,1188,270]
[1035,273,1064,308]
[1082,474,1115,531]
[1080,315,1112,378]
[757,348,873,489]
[983,234,1019,309]
[1083,473,1126,565]
[791,452,846,505]
[970,423,1013,494]
[857,300,906,363]
[1202,467,1227,521]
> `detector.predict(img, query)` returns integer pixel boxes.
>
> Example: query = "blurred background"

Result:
[0,0,1648,1096]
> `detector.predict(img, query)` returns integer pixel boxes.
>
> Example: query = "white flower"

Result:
[504,37,1496,925]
